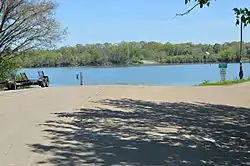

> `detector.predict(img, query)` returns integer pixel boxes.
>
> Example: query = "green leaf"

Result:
[236,19,240,25]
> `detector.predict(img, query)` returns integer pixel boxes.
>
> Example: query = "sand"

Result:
[0,84,249,165]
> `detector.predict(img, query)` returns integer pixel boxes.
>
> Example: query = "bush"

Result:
[0,58,19,82]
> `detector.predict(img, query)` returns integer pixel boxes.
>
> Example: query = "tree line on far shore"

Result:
[16,41,250,68]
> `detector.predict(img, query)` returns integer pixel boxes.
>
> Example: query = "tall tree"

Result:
[0,0,66,62]
[177,0,250,26]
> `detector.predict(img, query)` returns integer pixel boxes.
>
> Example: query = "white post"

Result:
[220,68,226,81]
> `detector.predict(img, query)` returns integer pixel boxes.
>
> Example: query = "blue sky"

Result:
[55,0,250,46]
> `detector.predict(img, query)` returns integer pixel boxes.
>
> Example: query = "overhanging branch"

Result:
[174,2,200,18]
[0,0,66,59]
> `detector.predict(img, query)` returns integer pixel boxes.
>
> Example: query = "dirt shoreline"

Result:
[0,85,249,165]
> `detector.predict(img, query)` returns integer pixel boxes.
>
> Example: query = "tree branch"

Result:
[0,1,5,14]
[174,2,200,18]
[0,0,66,59]
[0,1,25,34]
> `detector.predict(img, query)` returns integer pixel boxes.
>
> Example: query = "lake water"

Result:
[19,63,250,87]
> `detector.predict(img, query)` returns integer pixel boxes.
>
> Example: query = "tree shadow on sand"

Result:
[28,99,250,166]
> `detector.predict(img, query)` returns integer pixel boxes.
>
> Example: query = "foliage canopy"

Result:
[179,0,250,26]
[16,41,250,68]
[0,0,66,62]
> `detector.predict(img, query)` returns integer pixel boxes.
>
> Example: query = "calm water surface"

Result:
[19,63,250,87]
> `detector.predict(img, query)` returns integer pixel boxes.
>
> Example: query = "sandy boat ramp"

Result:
[0,84,249,165]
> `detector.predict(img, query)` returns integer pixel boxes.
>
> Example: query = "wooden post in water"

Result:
[80,72,83,86]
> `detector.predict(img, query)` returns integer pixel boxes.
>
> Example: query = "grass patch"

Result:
[197,77,250,86]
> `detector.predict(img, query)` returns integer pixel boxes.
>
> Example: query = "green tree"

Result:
[0,58,18,81]
[0,0,66,59]
[213,43,221,54]
[0,0,66,80]
[15,41,250,68]
[218,49,234,63]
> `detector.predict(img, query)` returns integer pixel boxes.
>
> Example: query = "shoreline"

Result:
[2,76,250,91]
[19,62,250,69]
[1,81,249,93]
[2,77,250,91]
